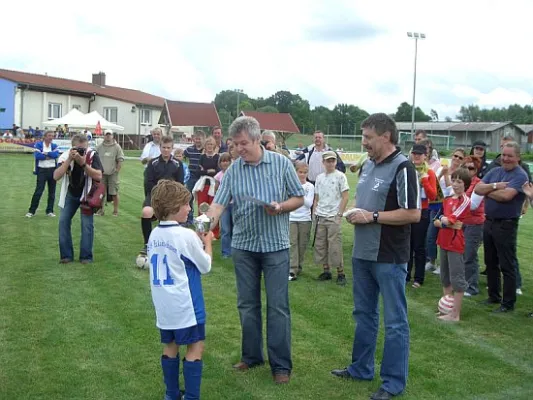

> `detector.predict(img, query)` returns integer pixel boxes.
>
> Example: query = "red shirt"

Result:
[437,194,471,253]
[420,169,438,209]
[463,176,485,225]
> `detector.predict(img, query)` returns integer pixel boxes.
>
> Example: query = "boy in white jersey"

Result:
[148,180,213,400]
[313,151,350,285]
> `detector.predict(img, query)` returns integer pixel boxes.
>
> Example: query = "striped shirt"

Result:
[184,145,204,178]
[214,149,304,253]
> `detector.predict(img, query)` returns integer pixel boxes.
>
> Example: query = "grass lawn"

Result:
[1,153,532,400]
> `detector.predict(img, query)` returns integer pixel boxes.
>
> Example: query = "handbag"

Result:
[80,151,105,214]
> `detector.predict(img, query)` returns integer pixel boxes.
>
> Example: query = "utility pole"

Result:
[407,32,426,135]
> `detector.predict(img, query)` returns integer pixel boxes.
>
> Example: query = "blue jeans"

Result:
[464,224,483,295]
[348,258,409,395]
[232,248,292,374]
[59,192,94,262]
[220,204,233,257]
[186,177,198,225]
[426,208,440,261]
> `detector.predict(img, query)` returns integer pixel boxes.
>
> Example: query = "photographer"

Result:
[54,134,103,264]
[262,130,290,159]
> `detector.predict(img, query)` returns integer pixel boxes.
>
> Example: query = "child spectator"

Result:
[289,161,315,281]
[434,167,471,321]
[214,152,233,258]
[174,147,190,184]
[313,151,350,285]
[148,179,213,400]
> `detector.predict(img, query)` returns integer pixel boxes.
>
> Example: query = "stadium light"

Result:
[234,89,244,117]
[407,32,426,135]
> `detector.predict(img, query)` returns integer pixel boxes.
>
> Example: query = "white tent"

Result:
[43,110,124,131]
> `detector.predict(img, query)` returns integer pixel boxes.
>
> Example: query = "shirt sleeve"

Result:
[422,169,438,201]
[91,152,104,172]
[185,230,211,274]
[396,161,420,210]
[146,163,156,194]
[507,169,528,192]
[284,160,305,198]
[448,195,471,225]
[116,145,125,162]
[470,193,484,210]
[213,164,232,207]
[304,183,315,208]
[140,143,150,160]
[481,168,496,184]
[338,172,350,192]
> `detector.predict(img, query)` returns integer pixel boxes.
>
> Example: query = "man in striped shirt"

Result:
[207,116,304,384]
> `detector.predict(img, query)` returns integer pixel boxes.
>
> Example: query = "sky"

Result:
[2,0,533,119]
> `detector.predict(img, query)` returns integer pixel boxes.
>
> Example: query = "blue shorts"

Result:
[160,324,205,345]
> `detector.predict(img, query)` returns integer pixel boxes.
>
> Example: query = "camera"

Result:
[260,140,268,147]
[75,147,86,156]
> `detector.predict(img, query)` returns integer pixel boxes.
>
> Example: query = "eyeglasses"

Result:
[453,154,464,160]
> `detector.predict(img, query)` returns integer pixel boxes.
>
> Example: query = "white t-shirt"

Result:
[307,149,326,182]
[290,182,315,222]
[38,142,56,168]
[315,170,349,217]
[140,141,161,168]
[148,221,212,330]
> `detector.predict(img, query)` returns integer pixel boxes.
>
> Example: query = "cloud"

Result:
[305,20,384,43]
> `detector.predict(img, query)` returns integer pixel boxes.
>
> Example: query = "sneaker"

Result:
[336,275,347,286]
[516,288,523,295]
[318,271,332,281]
[289,273,297,281]
[46,212,56,217]
[464,292,472,297]
[432,267,441,275]
[425,261,435,271]
[95,209,104,216]
[25,212,34,218]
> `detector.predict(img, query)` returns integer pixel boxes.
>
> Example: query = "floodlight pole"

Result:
[235,89,243,117]
[407,32,426,135]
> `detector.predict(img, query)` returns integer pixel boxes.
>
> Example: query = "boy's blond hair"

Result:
[151,180,191,220]
[174,147,184,156]
[294,161,309,172]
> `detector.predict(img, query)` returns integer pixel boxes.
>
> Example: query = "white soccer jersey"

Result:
[147,221,212,330]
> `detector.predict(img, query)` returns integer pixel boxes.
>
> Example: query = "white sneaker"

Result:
[516,288,523,295]
[25,213,34,218]
[464,292,472,297]
[432,267,441,275]
[46,213,56,217]
[425,261,435,271]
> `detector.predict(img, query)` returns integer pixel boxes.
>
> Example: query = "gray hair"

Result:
[262,130,276,141]
[503,141,521,156]
[152,127,162,135]
[229,116,261,141]
[71,133,88,145]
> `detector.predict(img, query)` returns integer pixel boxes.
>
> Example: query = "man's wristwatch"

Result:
[336,212,343,217]
[373,211,379,223]
[492,182,497,190]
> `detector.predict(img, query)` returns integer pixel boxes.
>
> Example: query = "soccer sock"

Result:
[183,359,203,400]
[337,267,345,276]
[141,218,152,247]
[161,355,180,400]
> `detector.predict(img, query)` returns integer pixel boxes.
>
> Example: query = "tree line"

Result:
[213,90,533,138]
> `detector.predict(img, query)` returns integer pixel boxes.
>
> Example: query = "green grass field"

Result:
[1,153,532,400]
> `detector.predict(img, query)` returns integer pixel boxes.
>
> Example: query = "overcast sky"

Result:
[2,0,532,118]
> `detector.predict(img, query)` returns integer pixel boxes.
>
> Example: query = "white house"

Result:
[0,69,164,136]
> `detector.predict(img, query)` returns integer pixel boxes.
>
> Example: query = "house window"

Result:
[141,109,151,125]
[48,103,62,119]
[103,107,118,123]
[72,104,82,110]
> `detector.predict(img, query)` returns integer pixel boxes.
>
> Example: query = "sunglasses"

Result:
[453,154,464,160]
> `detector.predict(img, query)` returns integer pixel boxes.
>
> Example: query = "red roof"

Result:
[0,68,164,107]
[165,100,221,127]
[240,111,300,133]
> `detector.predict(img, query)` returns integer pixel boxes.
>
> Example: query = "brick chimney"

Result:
[92,72,106,86]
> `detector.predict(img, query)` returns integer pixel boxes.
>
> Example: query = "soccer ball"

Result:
[438,294,454,315]
[136,254,149,270]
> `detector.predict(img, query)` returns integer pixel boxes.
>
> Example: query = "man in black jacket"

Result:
[139,136,184,257]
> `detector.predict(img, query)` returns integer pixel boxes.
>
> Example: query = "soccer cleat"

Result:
[432,267,441,275]
[336,275,347,286]
[25,212,34,218]
[288,273,297,281]
[516,288,523,295]
[46,212,56,217]
[318,271,332,281]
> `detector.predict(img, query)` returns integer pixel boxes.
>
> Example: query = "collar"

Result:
[373,148,402,165]
[158,221,179,227]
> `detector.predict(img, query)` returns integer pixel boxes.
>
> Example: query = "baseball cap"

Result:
[104,129,113,135]
[411,144,427,155]
[322,151,337,160]
[472,140,486,149]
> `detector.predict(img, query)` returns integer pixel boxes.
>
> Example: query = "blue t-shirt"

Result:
[482,166,528,219]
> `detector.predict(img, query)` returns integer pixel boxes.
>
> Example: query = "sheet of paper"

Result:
[242,195,276,209]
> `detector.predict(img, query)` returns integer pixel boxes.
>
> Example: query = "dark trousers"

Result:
[29,167,56,214]
[483,218,518,309]
[407,208,429,284]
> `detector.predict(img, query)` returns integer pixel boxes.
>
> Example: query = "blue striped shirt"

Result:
[184,145,203,177]
[214,149,304,252]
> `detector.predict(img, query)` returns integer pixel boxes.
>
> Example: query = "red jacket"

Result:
[463,176,485,225]
[420,169,438,209]
[437,194,471,253]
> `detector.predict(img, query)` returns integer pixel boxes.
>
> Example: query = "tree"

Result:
[214,90,250,118]
[256,105,279,113]
[456,105,481,122]
[394,102,431,122]
[430,109,439,121]
[217,109,233,132]
[238,100,255,112]
[444,116,452,122]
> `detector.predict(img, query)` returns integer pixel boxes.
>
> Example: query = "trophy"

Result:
[194,202,211,233]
